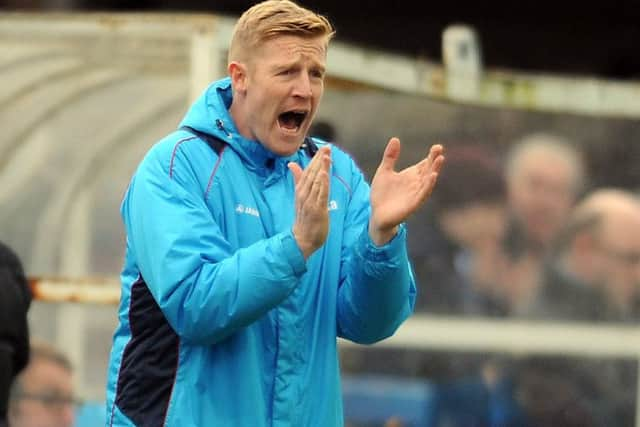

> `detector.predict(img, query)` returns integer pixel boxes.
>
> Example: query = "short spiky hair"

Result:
[228,0,335,63]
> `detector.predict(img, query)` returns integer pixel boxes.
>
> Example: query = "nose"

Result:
[292,73,312,99]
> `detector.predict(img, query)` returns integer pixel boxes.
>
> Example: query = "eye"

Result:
[310,69,325,79]
[279,68,296,76]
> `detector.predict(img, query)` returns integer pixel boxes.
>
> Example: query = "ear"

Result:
[228,61,248,94]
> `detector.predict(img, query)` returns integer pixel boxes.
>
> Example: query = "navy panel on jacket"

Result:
[115,277,179,427]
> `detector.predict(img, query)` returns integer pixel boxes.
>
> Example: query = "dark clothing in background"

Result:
[514,356,636,427]
[0,241,32,425]
[529,261,605,322]
[519,261,637,427]
[409,218,466,314]
[409,218,508,317]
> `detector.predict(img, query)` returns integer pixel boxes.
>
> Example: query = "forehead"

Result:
[23,358,72,388]
[514,149,576,181]
[602,209,640,246]
[258,35,327,63]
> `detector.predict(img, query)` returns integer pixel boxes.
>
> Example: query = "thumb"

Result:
[379,137,401,172]
[288,162,303,185]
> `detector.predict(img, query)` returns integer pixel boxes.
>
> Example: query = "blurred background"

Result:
[2,1,640,426]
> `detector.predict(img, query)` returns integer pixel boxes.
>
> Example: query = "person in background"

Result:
[0,241,31,427]
[514,189,640,427]
[534,188,640,321]
[8,341,75,427]
[402,145,526,427]
[501,132,586,315]
[308,119,337,142]
[411,143,508,315]
[105,1,445,426]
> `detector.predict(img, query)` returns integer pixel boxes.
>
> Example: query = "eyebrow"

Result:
[271,62,326,75]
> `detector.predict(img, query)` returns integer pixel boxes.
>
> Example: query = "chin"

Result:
[268,137,305,157]
[276,147,301,157]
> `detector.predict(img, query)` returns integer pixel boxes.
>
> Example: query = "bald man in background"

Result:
[536,188,640,321]
[516,188,640,427]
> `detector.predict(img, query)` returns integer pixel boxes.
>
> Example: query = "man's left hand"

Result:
[369,138,445,246]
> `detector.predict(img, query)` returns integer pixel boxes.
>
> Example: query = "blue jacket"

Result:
[105,77,416,427]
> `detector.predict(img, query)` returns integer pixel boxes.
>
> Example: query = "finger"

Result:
[295,157,321,201]
[307,156,331,205]
[288,162,303,186]
[424,171,440,199]
[429,144,444,157]
[378,137,401,172]
[418,144,445,175]
[295,147,332,206]
[300,146,330,186]
[306,170,327,205]
[418,161,444,204]
[431,152,446,175]
[316,157,331,205]
[318,171,330,206]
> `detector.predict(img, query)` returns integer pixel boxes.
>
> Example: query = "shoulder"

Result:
[139,130,221,181]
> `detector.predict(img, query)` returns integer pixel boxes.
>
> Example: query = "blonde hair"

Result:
[228,0,335,64]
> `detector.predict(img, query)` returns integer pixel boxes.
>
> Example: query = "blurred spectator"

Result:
[0,241,31,427]
[406,145,528,426]
[8,341,76,427]
[534,188,640,322]
[510,189,640,427]
[411,143,508,315]
[501,132,586,315]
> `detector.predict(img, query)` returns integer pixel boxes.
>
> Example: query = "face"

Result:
[508,150,578,248]
[439,202,507,251]
[9,357,75,427]
[230,35,327,156]
[592,213,640,310]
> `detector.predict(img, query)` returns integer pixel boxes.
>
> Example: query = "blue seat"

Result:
[342,374,438,427]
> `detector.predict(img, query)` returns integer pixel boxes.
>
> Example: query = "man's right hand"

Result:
[288,146,332,259]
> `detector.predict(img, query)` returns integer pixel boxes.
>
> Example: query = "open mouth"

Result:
[278,110,308,134]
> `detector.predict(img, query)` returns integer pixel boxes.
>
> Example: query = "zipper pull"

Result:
[215,119,232,139]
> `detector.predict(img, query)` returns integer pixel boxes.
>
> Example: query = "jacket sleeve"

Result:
[335,159,416,345]
[122,145,306,346]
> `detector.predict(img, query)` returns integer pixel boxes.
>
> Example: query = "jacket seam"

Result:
[332,172,352,197]
[161,340,181,426]
[109,274,142,427]
[169,136,197,179]
[204,146,226,200]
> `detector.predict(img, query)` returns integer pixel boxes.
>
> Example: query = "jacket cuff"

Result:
[356,223,407,263]
[281,230,307,276]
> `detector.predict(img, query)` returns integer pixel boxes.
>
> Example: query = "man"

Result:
[504,132,585,255]
[419,144,508,315]
[105,1,444,426]
[519,189,640,427]
[501,133,586,315]
[8,341,75,427]
[0,241,31,427]
[537,188,640,321]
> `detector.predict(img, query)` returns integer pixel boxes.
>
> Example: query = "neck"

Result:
[228,98,251,141]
